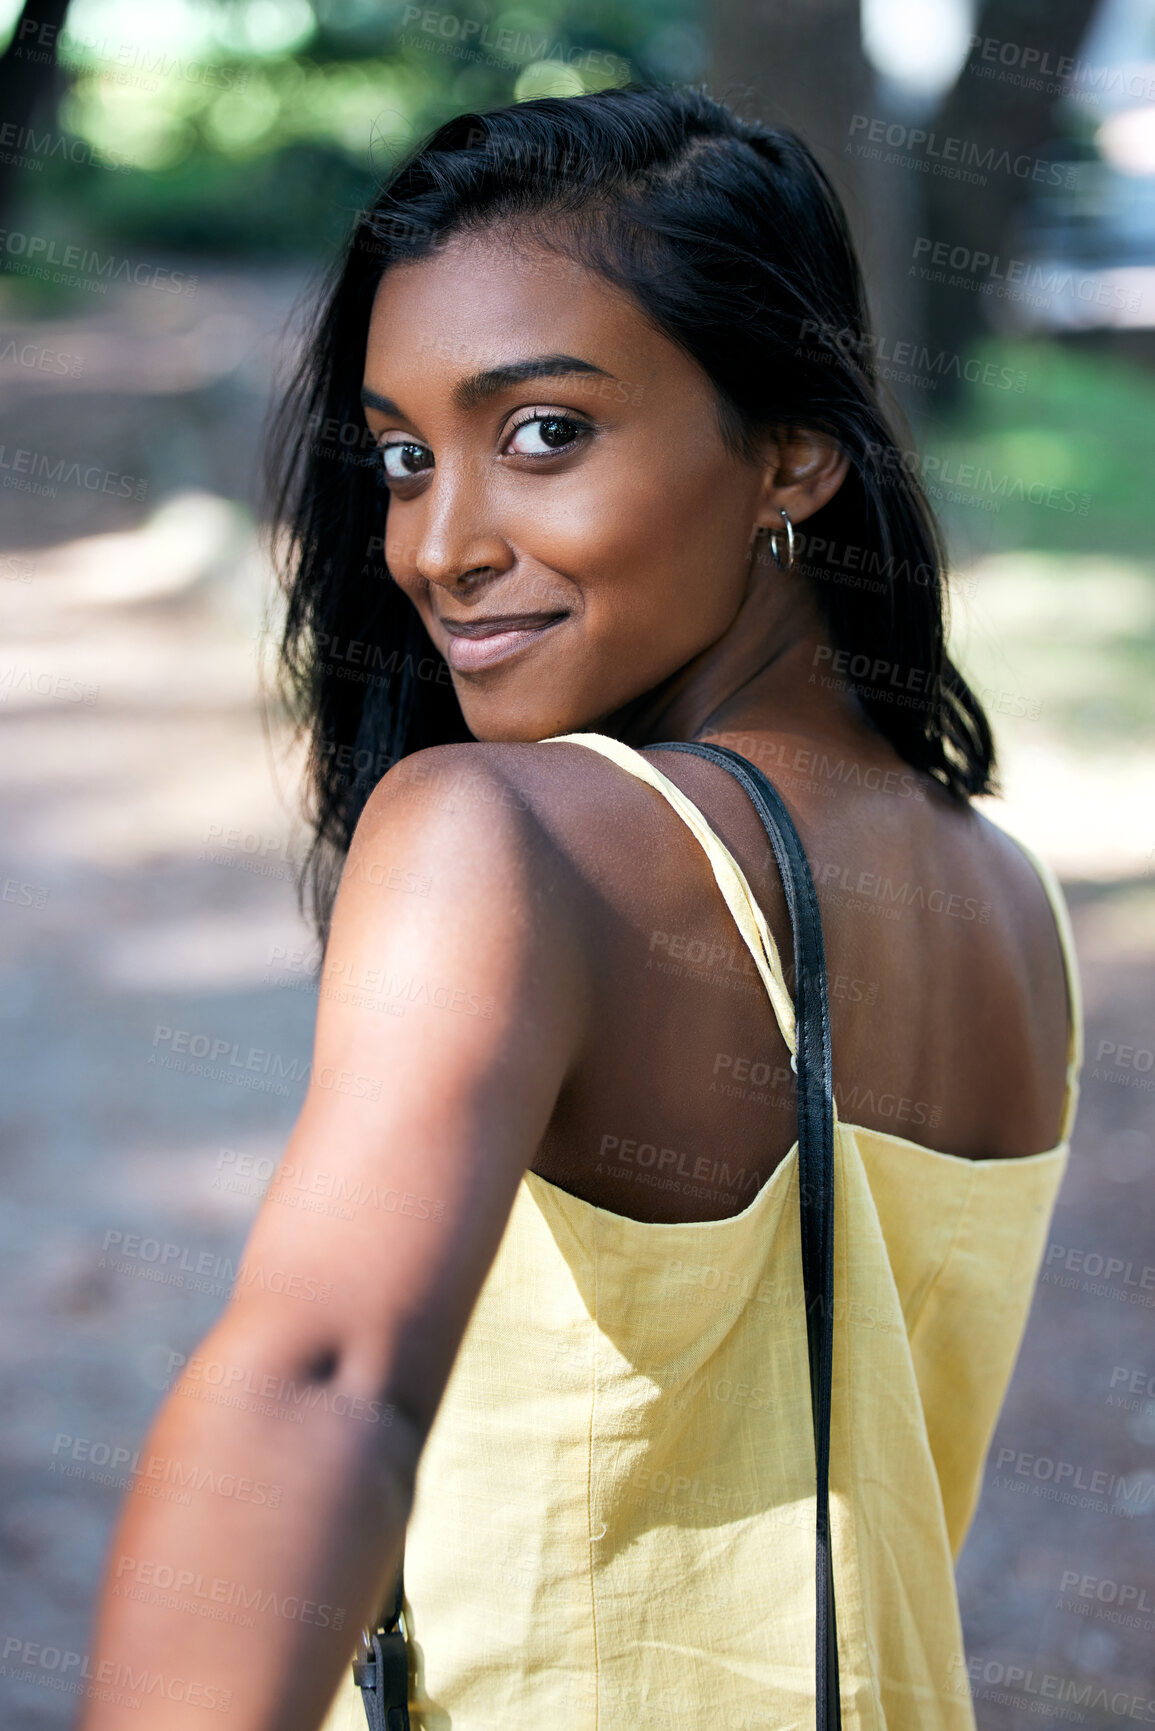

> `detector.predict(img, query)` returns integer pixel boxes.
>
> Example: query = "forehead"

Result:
[364,230,660,386]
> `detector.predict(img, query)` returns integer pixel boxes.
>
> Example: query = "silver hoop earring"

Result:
[768,507,795,573]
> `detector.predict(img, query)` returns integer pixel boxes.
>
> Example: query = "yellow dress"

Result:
[319,731,1082,1731]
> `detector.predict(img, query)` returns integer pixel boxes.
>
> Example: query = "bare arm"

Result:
[79,745,588,1731]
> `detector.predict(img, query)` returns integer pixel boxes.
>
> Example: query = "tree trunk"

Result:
[705,0,924,426]
[706,0,1103,417]
[0,0,73,227]
[917,0,1101,372]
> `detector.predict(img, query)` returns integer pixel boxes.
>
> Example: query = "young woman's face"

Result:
[361,229,774,742]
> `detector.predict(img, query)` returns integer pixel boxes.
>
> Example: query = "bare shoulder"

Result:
[353,737,720,990]
[362,741,542,836]
[356,740,579,876]
[967,802,1071,984]
[333,741,596,1006]
[926,795,1074,1143]
[361,736,655,882]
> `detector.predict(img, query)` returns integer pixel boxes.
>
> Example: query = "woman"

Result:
[80,85,1080,1731]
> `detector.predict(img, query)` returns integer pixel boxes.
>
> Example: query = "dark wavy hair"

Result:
[267,81,996,939]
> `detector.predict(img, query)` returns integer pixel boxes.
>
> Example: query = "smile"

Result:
[440,612,568,674]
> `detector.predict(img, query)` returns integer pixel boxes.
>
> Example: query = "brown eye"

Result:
[505,415,588,456]
[380,441,432,481]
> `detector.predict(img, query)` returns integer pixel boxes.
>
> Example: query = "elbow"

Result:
[175,1311,427,1496]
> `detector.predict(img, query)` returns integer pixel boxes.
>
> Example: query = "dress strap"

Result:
[990,825,1084,1145]
[539,730,798,1054]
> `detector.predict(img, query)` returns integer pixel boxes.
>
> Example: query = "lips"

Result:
[439,611,568,674]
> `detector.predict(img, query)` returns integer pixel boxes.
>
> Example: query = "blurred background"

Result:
[1,0,1153,1724]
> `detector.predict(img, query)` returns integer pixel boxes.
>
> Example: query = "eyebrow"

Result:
[360,352,616,419]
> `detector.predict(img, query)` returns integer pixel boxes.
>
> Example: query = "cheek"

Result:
[551,460,749,653]
[384,517,421,585]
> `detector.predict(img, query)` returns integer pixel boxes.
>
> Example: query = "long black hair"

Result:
[267,81,996,939]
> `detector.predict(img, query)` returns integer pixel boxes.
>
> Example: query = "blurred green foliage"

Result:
[934,337,1155,749]
[5,0,704,256]
[950,546,1155,749]
[925,337,1155,562]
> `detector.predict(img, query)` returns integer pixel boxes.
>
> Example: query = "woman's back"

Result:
[319,725,1079,1731]
[446,720,1074,1225]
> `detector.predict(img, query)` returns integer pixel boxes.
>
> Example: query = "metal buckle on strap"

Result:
[353,1611,410,1731]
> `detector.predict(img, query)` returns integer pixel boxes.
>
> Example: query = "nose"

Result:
[398,457,512,595]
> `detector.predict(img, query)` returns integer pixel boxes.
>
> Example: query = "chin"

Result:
[454,689,605,745]
[462,715,576,745]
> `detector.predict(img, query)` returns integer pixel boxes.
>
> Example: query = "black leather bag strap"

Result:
[354,1541,410,1731]
[654,739,841,1731]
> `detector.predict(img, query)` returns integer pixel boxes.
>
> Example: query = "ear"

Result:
[751,427,850,532]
